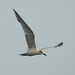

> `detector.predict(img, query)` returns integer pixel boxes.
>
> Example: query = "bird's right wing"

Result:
[40,42,63,50]
[13,9,36,49]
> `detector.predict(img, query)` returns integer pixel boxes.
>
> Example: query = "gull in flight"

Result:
[13,9,63,56]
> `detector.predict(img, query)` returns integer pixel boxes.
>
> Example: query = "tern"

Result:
[13,9,63,56]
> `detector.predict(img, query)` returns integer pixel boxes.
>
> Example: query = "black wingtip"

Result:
[13,9,15,12]
[13,9,17,14]
[13,8,14,10]
[55,42,63,47]
[58,42,63,46]
[13,9,21,22]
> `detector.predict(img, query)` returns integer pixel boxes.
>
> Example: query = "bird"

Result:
[13,9,63,56]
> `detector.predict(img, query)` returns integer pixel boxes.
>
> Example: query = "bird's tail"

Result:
[19,53,27,56]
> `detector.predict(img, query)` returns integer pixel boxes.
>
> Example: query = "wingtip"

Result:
[13,8,15,11]
[55,42,63,47]
[13,9,19,19]
[58,42,63,47]
[13,9,16,13]
[60,42,63,46]
[13,8,14,10]
[61,42,63,45]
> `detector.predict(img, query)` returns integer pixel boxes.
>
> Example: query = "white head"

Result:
[39,50,47,56]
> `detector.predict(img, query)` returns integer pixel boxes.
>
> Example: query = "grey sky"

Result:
[0,0,75,75]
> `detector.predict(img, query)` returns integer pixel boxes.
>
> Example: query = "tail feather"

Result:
[20,53,27,56]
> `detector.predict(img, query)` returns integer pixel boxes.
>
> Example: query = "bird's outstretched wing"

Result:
[40,42,63,50]
[13,9,36,49]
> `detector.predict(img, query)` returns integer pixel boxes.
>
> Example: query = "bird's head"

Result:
[39,50,47,56]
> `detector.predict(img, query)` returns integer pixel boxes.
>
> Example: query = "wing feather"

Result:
[13,9,36,49]
[40,42,63,50]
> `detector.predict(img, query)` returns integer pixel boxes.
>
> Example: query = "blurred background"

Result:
[0,0,75,75]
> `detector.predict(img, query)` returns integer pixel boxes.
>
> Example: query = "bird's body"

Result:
[13,9,63,56]
[20,48,42,56]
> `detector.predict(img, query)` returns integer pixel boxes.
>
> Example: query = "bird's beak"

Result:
[43,53,47,56]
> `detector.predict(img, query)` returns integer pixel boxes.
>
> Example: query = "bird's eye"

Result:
[39,51,43,53]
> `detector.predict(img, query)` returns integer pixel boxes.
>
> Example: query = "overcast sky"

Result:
[0,0,75,75]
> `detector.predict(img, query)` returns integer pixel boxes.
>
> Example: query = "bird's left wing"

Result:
[13,9,36,49]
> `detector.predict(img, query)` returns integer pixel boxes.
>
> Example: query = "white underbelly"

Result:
[26,50,40,56]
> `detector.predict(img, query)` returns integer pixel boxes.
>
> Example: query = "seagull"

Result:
[13,9,63,56]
